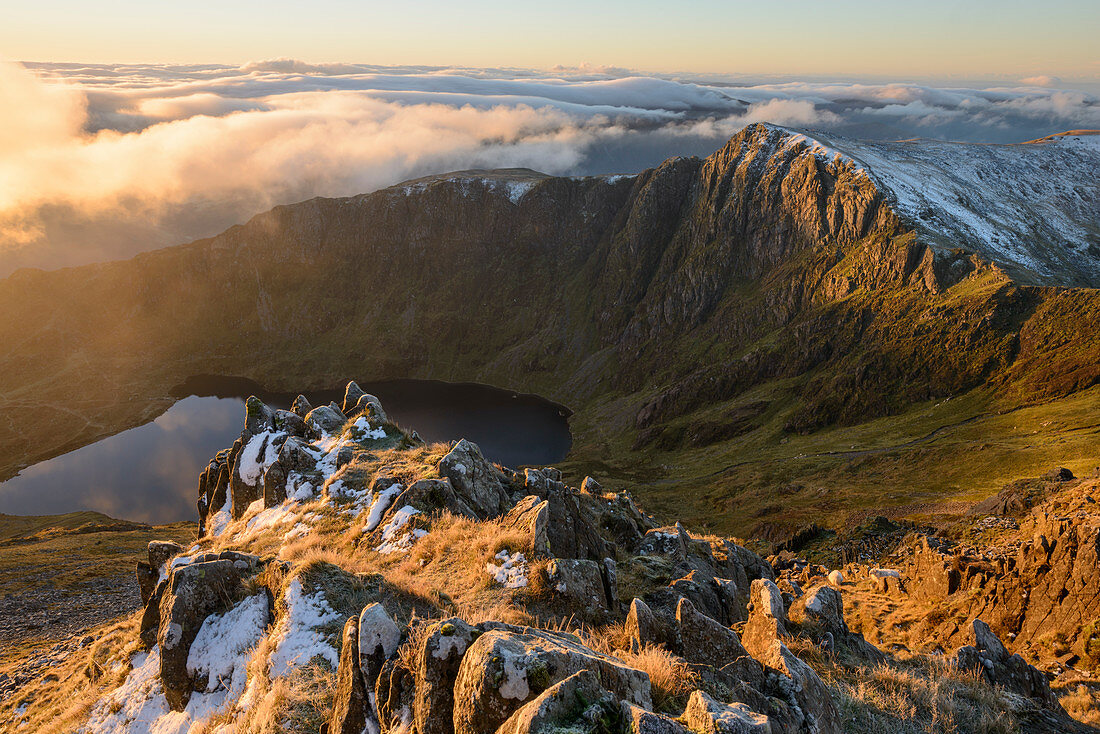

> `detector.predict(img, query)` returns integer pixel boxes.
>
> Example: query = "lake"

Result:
[0,377,572,524]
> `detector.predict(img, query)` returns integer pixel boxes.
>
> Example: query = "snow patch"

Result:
[486,549,528,588]
[269,578,341,676]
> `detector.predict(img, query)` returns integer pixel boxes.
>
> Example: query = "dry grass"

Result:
[1054,679,1100,727]
[793,639,1023,734]
[614,644,700,714]
[0,616,143,733]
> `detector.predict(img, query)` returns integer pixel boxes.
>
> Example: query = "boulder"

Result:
[788,585,846,637]
[437,439,511,518]
[826,570,844,586]
[495,669,613,734]
[626,597,679,653]
[329,616,370,734]
[760,640,842,734]
[742,579,788,659]
[545,558,616,611]
[359,603,401,692]
[683,690,771,734]
[291,394,312,418]
[305,404,347,435]
[952,619,1062,711]
[147,541,184,570]
[452,627,652,734]
[157,559,247,710]
[375,657,415,733]
[504,496,551,557]
[676,597,750,667]
[136,562,158,606]
[413,618,480,734]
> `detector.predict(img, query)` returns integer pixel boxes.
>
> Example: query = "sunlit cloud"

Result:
[1,59,1097,274]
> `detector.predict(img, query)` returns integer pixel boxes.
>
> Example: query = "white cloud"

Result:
[2,59,1098,272]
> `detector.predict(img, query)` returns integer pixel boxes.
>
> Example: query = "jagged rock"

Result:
[391,477,479,521]
[683,690,771,733]
[437,439,510,518]
[665,570,740,626]
[742,579,788,659]
[621,702,691,733]
[330,615,370,734]
[375,657,415,733]
[343,381,388,421]
[305,404,347,435]
[626,597,678,653]
[291,394,312,418]
[580,476,602,495]
[523,468,565,496]
[342,381,366,414]
[952,619,1062,711]
[638,524,691,559]
[136,561,158,606]
[359,603,401,692]
[272,408,310,438]
[504,496,551,557]
[594,492,653,551]
[148,541,183,570]
[157,559,247,711]
[1042,466,1074,482]
[759,640,842,734]
[452,627,652,734]
[676,597,750,667]
[413,617,479,734]
[495,669,612,734]
[507,484,610,561]
[545,558,616,610]
[244,396,276,436]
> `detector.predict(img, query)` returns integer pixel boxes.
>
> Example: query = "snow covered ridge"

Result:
[761,123,1100,287]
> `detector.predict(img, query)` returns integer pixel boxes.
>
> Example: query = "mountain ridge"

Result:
[1,122,1097,538]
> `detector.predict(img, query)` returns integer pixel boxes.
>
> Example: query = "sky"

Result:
[3,0,1098,79]
[0,1,1097,274]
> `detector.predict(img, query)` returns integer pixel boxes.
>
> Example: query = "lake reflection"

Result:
[0,379,572,524]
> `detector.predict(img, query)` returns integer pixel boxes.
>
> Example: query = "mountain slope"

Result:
[0,123,1097,537]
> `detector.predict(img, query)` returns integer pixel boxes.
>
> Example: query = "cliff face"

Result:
[0,123,1097,533]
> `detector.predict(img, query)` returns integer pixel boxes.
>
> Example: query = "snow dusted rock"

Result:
[157,559,248,710]
[147,540,184,570]
[742,579,788,659]
[952,619,1062,711]
[358,602,401,693]
[330,615,371,734]
[244,395,276,436]
[305,404,347,435]
[452,627,652,734]
[437,439,510,518]
[496,669,613,734]
[621,701,691,734]
[375,656,415,733]
[683,690,772,734]
[676,597,750,668]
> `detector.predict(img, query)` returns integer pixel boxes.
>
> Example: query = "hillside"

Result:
[3,386,1097,732]
[0,123,1098,539]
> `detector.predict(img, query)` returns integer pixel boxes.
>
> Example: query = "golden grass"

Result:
[614,644,700,714]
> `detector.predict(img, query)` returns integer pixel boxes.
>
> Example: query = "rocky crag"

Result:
[1,124,1098,538]
[4,386,1096,732]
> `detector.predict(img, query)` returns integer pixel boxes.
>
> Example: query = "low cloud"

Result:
[1,60,1098,273]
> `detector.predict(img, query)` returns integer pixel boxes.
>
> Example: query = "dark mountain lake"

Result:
[0,377,572,524]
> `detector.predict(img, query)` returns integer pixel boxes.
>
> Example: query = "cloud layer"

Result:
[2,60,1098,273]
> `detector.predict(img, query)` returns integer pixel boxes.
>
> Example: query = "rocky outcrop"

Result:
[952,620,1061,711]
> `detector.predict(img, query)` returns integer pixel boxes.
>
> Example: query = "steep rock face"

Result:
[1,124,1097,535]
